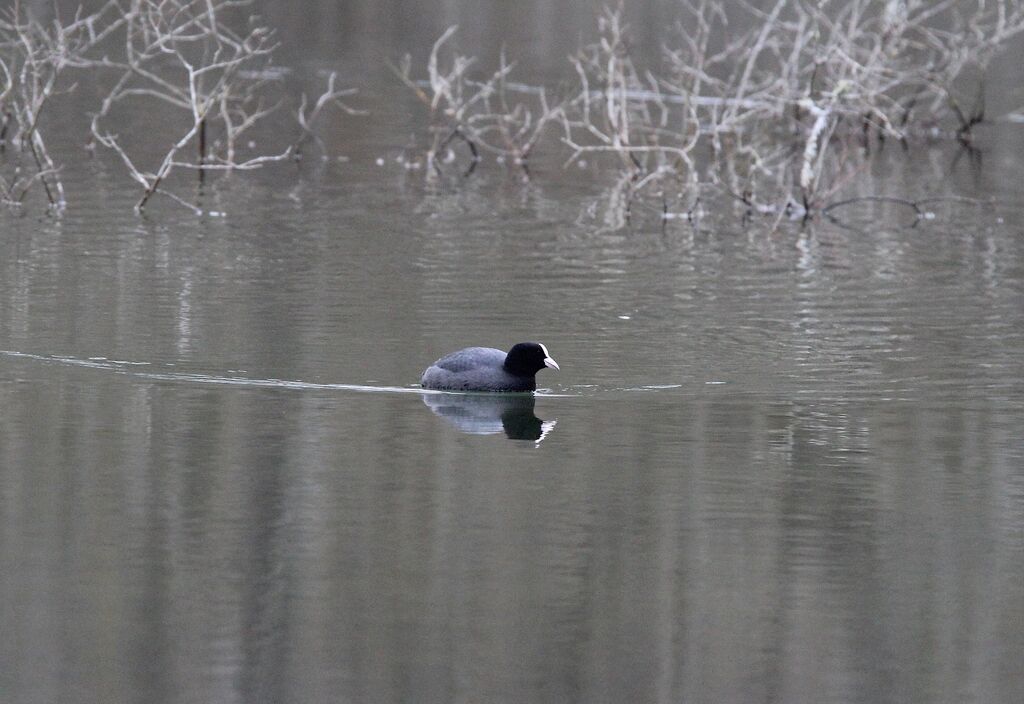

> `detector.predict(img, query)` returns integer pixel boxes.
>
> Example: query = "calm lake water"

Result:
[2,3,1024,703]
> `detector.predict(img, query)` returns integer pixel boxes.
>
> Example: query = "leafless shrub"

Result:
[559,6,706,224]
[84,0,297,212]
[0,0,125,209]
[2,0,361,214]
[393,2,1016,221]
[391,26,563,175]
[561,8,700,174]
[563,0,1024,221]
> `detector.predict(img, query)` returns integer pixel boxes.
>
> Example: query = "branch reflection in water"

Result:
[421,392,556,443]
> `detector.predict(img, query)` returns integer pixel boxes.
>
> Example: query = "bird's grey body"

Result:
[420,343,558,392]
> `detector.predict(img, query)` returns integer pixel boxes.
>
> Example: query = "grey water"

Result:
[3,3,1024,704]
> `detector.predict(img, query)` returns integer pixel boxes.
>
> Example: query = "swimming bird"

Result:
[420,342,559,392]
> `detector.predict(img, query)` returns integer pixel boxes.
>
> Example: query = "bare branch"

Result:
[293,70,364,159]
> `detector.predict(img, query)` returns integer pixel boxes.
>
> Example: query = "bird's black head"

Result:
[503,342,560,377]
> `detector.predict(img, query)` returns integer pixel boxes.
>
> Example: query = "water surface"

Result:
[2,5,1024,703]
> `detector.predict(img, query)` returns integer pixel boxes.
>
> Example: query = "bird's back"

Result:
[431,347,506,373]
[421,347,535,391]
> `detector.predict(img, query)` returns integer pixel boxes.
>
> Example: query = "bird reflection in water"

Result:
[421,393,556,443]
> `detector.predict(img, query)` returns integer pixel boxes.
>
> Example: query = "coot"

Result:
[420,342,559,392]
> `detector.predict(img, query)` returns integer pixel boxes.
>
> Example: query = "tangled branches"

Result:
[0,1,125,209]
[85,0,292,211]
[1,0,360,214]
[568,0,1024,217]
[391,25,562,176]
[401,1,1024,221]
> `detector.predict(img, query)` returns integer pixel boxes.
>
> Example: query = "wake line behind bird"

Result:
[0,350,425,394]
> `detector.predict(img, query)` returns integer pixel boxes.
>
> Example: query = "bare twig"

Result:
[293,70,364,160]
